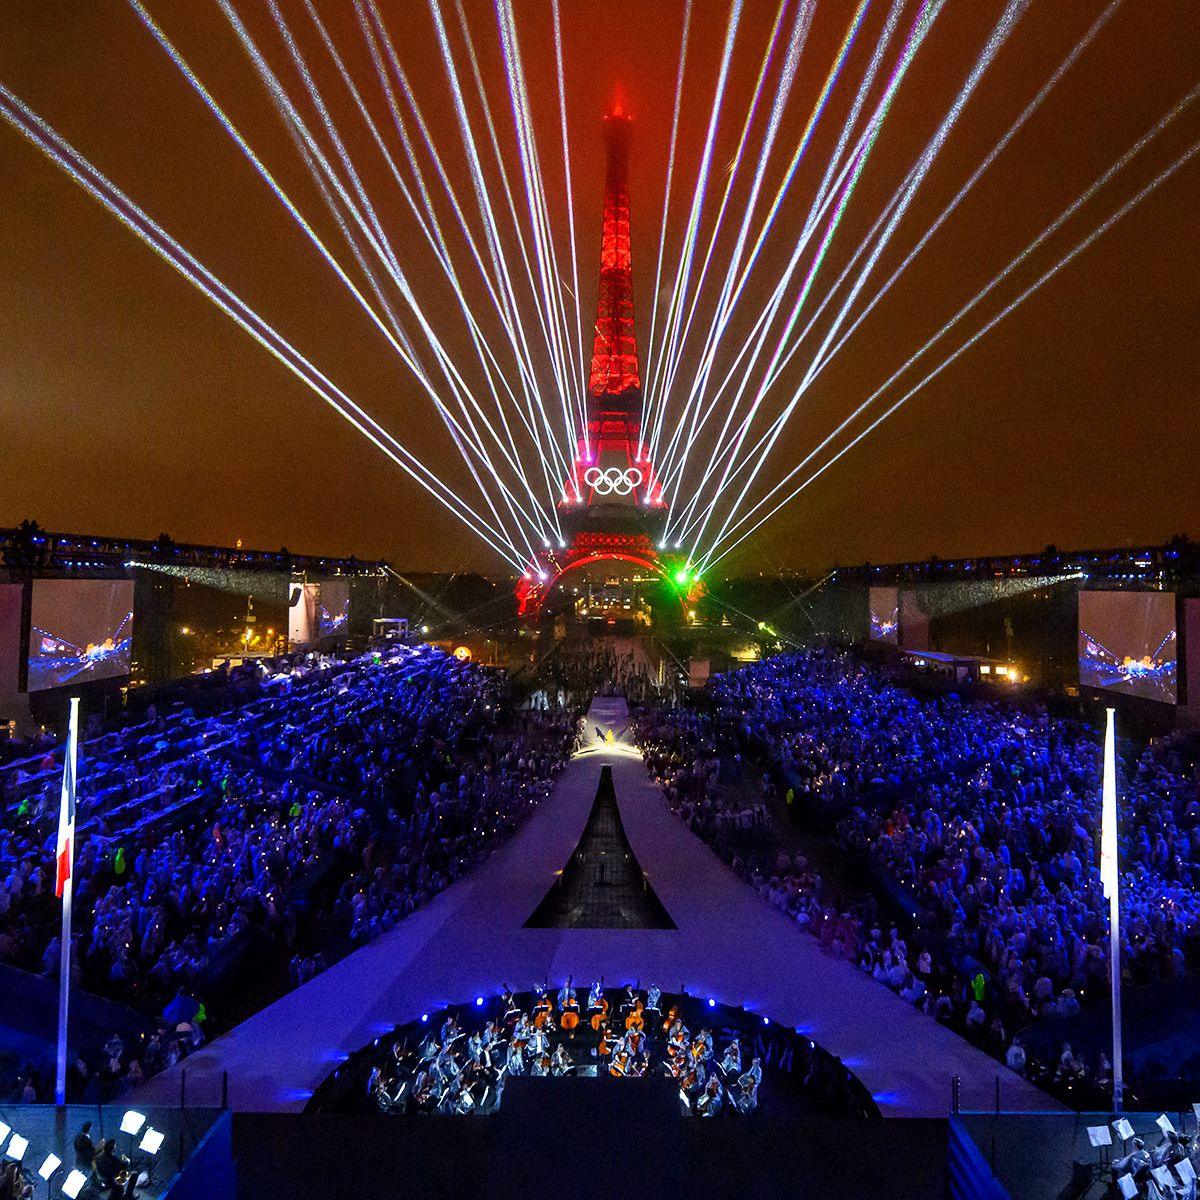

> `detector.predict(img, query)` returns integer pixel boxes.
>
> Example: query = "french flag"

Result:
[55,702,79,899]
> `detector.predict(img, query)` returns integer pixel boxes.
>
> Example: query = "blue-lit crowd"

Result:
[633,647,1200,1100]
[0,646,580,1101]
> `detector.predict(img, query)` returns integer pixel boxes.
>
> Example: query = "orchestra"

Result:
[362,984,763,1119]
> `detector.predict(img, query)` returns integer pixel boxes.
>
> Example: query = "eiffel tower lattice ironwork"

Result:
[516,101,699,619]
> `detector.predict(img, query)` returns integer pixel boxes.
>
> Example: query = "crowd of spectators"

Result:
[0,644,580,1102]
[633,647,1200,1104]
[535,638,662,707]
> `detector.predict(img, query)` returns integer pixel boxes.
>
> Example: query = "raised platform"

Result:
[136,698,1060,1117]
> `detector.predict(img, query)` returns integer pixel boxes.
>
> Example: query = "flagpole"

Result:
[55,696,80,1107]
[1101,707,1124,1112]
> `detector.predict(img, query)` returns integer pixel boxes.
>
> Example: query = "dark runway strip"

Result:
[525,764,676,929]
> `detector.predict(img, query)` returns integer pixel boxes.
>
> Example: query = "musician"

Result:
[743,1055,763,1090]
[440,1014,461,1043]
[560,987,581,1038]
[530,1023,551,1059]
[667,1017,689,1052]
[735,1066,760,1115]
[646,984,662,1015]
[696,1075,724,1118]
[532,991,554,1030]
[694,1027,714,1061]
[551,1044,575,1076]
[719,1038,741,1076]
[506,1036,527,1076]
[93,1138,136,1198]
[556,980,576,1010]
[501,986,520,1024]
[587,981,604,1012]
[621,984,638,1012]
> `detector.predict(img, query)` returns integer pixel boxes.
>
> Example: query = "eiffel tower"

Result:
[516,101,696,619]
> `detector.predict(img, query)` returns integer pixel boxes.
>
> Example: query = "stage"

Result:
[135,697,1060,1117]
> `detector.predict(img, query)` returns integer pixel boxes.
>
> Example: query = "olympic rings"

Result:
[583,466,644,496]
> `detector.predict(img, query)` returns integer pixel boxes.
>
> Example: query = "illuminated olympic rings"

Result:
[583,466,644,496]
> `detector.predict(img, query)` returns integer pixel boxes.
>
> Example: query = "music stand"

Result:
[119,1110,145,1162]
[1087,1125,1112,1169]
[139,1128,164,1187]
[61,1170,87,1200]
[37,1152,61,1200]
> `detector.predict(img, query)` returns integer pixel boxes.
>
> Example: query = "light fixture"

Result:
[5,1135,27,1162]
[140,1128,164,1155]
[62,1170,88,1199]
[475,996,484,1006]
[38,1154,61,1181]
[119,1110,146,1136]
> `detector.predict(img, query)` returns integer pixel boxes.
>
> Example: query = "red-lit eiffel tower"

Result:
[516,101,676,619]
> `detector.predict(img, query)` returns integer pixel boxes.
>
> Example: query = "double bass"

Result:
[533,993,554,1030]
[590,994,609,1032]
[560,991,580,1037]
[624,998,645,1032]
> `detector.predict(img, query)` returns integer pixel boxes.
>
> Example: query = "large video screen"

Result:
[27,579,135,692]
[288,582,319,649]
[1078,590,1177,703]
[869,586,899,643]
[317,579,350,639]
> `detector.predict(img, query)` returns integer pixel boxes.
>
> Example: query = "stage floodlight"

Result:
[5,1135,27,1162]
[62,1170,88,1199]
[420,1013,429,1023]
[120,1110,146,1136]
[38,1153,61,1181]
[475,996,484,1007]
[140,1128,164,1155]
[708,998,716,1008]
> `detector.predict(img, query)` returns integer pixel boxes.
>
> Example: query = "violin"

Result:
[590,995,609,1032]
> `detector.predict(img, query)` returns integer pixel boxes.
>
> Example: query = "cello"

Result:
[662,1003,680,1034]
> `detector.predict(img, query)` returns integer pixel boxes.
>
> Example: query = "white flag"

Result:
[1100,708,1118,899]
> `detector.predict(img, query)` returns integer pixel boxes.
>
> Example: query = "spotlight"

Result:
[475,996,484,1007]
[708,998,716,1008]
[38,1154,61,1181]
[421,1013,429,1023]
[763,1016,770,1025]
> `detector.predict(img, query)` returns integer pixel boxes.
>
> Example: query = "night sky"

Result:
[2,1,1197,575]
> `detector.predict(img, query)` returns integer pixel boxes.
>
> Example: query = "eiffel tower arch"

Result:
[516,102,702,621]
